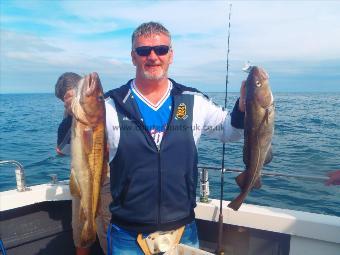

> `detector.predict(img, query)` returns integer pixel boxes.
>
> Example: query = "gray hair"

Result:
[54,72,81,100]
[131,21,171,48]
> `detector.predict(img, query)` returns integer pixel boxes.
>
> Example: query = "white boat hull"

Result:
[1,182,339,255]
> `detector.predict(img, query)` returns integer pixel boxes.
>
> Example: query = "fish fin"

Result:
[69,170,81,198]
[101,162,109,186]
[79,204,86,223]
[94,199,101,218]
[72,100,88,123]
[100,143,110,186]
[235,171,247,190]
[82,128,93,154]
[264,146,273,165]
[265,108,269,123]
[253,177,262,189]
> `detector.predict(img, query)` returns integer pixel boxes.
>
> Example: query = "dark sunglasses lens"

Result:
[135,45,170,56]
[135,46,152,56]
[154,45,169,56]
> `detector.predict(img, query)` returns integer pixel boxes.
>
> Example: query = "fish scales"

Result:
[69,72,108,246]
[228,66,275,211]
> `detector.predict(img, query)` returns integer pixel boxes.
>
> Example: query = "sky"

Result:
[1,0,340,93]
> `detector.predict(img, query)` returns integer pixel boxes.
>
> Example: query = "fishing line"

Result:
[24,155,60,169]
[0,155,62,171]
[216,3,232,255]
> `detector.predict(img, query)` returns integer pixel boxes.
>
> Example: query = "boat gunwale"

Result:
[1,182,339,245]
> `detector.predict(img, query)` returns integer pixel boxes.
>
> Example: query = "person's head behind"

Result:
[55,72,81,101]
[131,22,173,81]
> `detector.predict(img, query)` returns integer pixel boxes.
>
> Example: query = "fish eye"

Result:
[98,95,104,101]
[256,81,262,87]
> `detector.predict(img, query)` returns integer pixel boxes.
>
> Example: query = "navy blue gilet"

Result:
[106,79,200,233]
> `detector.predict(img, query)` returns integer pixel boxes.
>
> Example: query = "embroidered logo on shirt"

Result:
[175,103,188,120]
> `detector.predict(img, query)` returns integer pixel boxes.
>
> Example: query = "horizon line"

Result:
[1,91,340,95]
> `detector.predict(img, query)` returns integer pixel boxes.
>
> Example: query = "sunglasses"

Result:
[134,45,170,57]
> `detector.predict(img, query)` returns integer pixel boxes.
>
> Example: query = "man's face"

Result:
[131,33,173,81]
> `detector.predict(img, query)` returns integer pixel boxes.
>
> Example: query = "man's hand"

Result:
[238,80,246,112]
[64,89,75,115]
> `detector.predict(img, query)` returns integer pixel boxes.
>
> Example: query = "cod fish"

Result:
[228,66,275,211]
[69,72,108,246]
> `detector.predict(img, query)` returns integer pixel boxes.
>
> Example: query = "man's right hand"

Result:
[64,89,75,115]
[326,170,340,186]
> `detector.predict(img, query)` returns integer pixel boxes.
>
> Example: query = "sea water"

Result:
[0,92,339,216]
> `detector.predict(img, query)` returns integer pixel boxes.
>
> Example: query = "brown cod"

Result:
[69,72,108,246]
[228,66,275,211]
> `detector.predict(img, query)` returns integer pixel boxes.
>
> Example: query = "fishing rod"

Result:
[216,3,232,255]
[199,166,329,182]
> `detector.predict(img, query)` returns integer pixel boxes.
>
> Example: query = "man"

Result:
[55,72,111,255]
[65,21,245,255]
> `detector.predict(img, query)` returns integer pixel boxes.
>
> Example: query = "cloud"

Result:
[1,0,340,93]
[3,30,62,53]
[0,28,134,93]
[58,1,340,60]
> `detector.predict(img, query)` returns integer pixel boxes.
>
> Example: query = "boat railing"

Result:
[0,162,329,195]
[197,165,328,203]
[0,160,27,192]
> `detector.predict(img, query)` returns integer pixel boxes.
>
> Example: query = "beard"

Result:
[142,70,166,80]
[141,64,169,80]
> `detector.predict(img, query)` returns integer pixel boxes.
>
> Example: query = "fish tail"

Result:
[228,190,249,211]
[80,219,96,247]
[228,196,243,211]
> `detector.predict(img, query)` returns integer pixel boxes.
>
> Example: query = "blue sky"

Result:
[1,0,340,93]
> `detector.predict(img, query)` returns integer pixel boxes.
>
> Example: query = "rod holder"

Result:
[15,166,27,192]
[200,168,210,203]
[0,160,27,192]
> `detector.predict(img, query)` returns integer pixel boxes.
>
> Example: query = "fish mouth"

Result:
[90,72,99,80]
[85,72,100,97]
